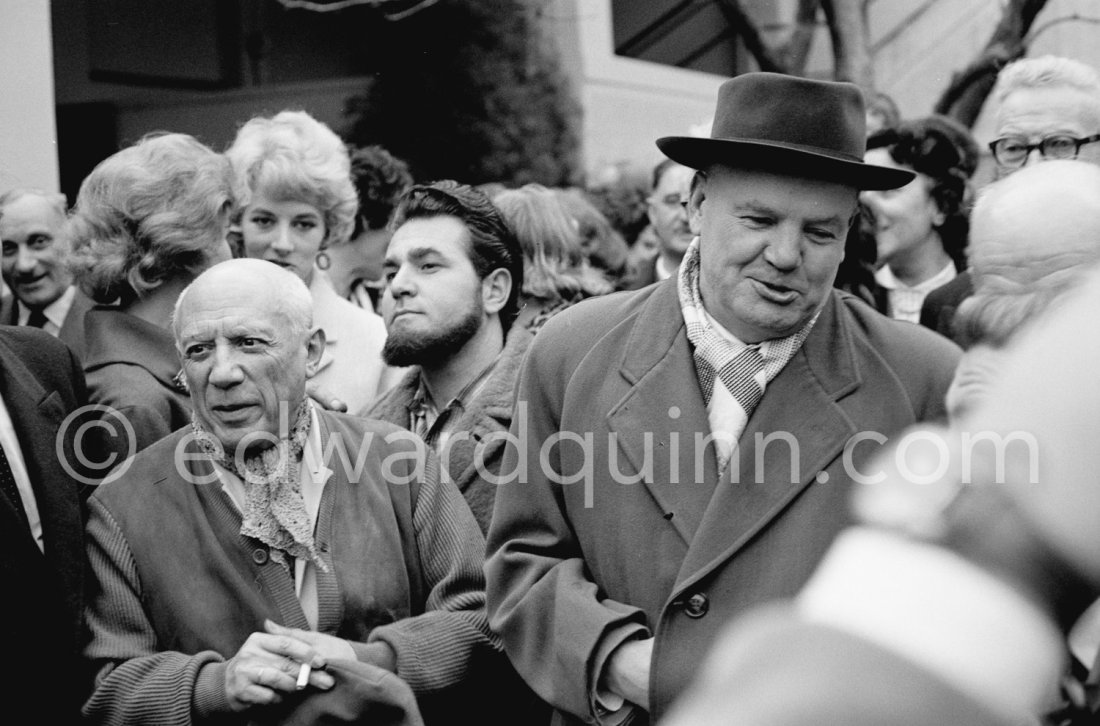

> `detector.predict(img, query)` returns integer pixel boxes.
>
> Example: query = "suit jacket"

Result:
[919,270,973,346]
[0,326,89,723]
[82,306,192,461]
[485,280,961,725]
[0,287,95,360]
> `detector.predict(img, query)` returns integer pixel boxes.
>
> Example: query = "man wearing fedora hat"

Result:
[485,72,961,726]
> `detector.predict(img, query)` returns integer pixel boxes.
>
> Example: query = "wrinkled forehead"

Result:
[997,86,1100,133]
[176,280,287,338]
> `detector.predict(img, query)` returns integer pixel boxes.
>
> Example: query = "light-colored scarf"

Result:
[677,238,818,469]
[192,399,327,572]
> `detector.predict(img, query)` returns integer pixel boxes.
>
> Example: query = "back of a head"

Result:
[956,159,1100,347]
[391,180,524,331]
[555,187,629,274]
[68,132,238,304]
[348,144,413,235]
[495,183,612,302]
[225,110,358,247]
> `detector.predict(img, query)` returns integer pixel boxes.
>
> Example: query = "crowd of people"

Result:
[5,52,1100,726]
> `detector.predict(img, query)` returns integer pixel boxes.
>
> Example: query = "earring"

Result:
[316,251,331,270]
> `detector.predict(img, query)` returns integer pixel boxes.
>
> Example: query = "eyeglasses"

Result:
[989,133,1100,167]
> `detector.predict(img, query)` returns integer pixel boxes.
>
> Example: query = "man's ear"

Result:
[304,327,326,378]
[481,268,512,316]
[688,171,707,234]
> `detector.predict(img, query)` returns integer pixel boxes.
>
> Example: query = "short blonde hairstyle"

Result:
[225,110,358,247]
[68,133,238,304]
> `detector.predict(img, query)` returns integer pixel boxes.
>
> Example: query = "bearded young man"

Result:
[366,181,530,534]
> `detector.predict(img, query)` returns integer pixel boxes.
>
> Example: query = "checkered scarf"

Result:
[677,238,818,449]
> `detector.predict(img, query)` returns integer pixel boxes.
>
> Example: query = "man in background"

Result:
[921,55,1100,341]
[621,159,694,290]
[0,188,93,358]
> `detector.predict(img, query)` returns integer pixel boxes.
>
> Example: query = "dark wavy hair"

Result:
[349,145,413,236]
[866,114,978,271]
[390,180,524,332]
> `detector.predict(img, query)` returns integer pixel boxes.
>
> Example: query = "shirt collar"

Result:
[18,285,75,330]
[412,355,501,417]
[204,406,333,509]
[875,262,957,294]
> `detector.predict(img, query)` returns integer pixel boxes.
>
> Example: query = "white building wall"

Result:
[0,0,59,194]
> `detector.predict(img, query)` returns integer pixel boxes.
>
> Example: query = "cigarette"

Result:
[296,662,311,690]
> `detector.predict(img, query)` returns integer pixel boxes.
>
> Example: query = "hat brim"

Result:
[657,136,915,191]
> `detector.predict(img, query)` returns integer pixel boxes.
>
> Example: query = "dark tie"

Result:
[25,308,48,329]
[0,443,29,530]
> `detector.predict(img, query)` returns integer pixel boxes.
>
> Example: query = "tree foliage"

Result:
[343,0,581,187]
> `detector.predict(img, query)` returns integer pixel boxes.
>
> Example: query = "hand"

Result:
[604,637,654,711]
[264,620,357,662]
[306,381,348,413]
[223,626,336,712]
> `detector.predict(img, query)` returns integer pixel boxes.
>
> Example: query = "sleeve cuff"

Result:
[589,625,649,723]
[192,661,232,721]
[350,640,397,672]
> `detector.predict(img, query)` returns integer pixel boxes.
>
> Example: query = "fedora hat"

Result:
[657,72,914,190]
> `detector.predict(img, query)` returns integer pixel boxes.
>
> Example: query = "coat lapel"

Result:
[0,338,85,631]
[606,282,718,545]
[672,292,862,592]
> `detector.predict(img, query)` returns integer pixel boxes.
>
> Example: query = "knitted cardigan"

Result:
[82,411,497,725]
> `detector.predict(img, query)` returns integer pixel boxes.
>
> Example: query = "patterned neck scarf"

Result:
[677,238,819,469]
[191,399,327,572]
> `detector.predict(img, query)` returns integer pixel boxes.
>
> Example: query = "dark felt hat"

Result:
[657,72,915,190]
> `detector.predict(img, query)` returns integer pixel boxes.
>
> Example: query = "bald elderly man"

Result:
[82,259,507,725]
[947,159,1100,417]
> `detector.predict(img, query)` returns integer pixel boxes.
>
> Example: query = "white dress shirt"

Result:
[17,285,76,337]
[0,394,44,551]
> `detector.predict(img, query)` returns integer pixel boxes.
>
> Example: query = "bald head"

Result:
[173,258,312,344]
[970,160,1100,293]
[173,258,322,453]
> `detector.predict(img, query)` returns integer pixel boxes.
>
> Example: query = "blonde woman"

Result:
[225,110,395,413]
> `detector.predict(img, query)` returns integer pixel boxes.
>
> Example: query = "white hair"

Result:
[994,55,1100,106]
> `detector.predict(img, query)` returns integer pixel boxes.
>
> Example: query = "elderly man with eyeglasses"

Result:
[621,160,695,290]
[921,55,1100,341]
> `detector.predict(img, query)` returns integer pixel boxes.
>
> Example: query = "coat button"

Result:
[252,548,269,565]
[683,592,709,618]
